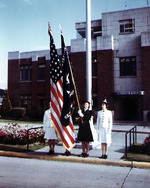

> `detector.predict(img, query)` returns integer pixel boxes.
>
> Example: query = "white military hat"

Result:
[102,98,108,104]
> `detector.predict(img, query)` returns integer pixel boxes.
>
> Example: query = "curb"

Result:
[0,151,150,169]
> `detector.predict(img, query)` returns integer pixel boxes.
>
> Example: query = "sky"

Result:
[0,0,149,89]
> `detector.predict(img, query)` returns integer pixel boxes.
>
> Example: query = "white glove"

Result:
[78,110,84,117]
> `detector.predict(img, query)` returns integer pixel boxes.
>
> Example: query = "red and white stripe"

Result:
[50,78,75,151]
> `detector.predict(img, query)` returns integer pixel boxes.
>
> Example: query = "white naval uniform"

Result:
[43,109,58,140]
[96,109,112,145]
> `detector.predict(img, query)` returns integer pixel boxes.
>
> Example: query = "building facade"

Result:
[8,51,51,117]
[8,7,150,120]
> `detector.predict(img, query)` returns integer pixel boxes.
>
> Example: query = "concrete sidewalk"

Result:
[0,124,150,168]
[32,124,150,159]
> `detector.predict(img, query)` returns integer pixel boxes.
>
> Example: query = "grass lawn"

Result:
[124,152,150,163]
[0,118,42,125]
[123,143,150,163]
[0,142,48,153]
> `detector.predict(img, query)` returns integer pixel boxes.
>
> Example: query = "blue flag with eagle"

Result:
[60,32,75,127]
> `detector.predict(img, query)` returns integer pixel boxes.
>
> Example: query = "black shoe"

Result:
[79,153,86,157]
[84,153,89,158]
[99,155,104,159]
[63,151,71,156]
[47,150,54,155]
[103,155,107,159]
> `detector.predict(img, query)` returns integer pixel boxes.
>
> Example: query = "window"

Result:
[119,19,135,34]
[20,65,32,81]
[20,95,31,112]
[92,59,97,77]
[92,95,98,111]
[38,64,45,80]
[120,57,136,76]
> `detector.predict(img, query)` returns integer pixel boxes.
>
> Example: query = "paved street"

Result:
[0,121,150,188]
[0,156,150,188]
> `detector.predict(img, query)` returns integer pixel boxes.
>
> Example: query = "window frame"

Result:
[119,56,137,77]
[20,65,32,81]
[38,64,46,81]
[119,19,135,34]
[20,95,32,112]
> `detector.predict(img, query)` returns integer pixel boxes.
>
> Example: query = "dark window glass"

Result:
[38,64,45,80]
[20,65,32,81]
[120,25,124,33]
[20,95,31,112]
[120,57,136,76]
[92,59,97,77]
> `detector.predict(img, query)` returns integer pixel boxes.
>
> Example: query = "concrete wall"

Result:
[102,7,150,93]
[8,49,63,61]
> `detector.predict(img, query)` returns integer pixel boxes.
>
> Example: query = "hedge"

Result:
[10,108,26,118]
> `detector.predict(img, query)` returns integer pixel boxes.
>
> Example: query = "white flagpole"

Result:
[86,0,97,149]
[86,0,99,150]
[86,0,92,107]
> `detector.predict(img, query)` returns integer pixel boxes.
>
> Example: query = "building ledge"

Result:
[113,91,144,96]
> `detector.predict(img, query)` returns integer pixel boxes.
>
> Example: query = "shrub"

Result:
[0,90,12,117]
[10,108,26,118]
[144,135,150,145]
[144,134,150,155]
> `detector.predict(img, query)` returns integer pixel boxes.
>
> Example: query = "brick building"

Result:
[8,7,150,120]
[8,51,51,117]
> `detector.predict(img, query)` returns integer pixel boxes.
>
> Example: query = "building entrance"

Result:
[114,96,142,121]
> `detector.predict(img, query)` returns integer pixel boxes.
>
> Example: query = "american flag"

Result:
[49,30,75,151]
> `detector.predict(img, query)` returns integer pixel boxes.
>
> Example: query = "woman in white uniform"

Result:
[96,98,112,159]
[43,102,58,154]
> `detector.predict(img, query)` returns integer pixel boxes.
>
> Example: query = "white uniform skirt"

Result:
[44,127,58,140]
[99,127,111,144]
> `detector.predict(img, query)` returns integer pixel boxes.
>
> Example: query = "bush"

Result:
[29,111,44,120]
[0,90,12,117]
[143,134,150,155]
[10,108,26,118]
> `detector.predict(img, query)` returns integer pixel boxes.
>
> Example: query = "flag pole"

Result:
[60,30,81,111]
[67,53,81,111]
[86,0,92,108]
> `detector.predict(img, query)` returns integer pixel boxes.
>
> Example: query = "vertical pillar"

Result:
[86,0,92,107]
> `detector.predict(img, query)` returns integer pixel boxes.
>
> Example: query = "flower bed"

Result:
[144,134,150,155]
[0,123,44,145]
[144,135,150,145]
